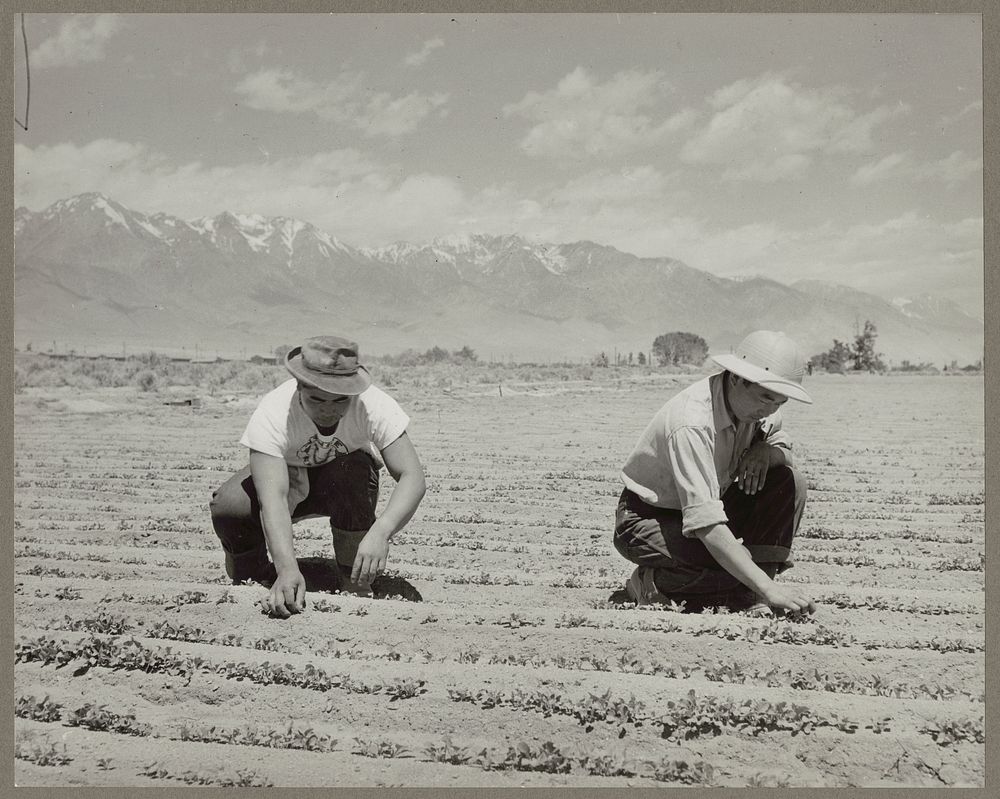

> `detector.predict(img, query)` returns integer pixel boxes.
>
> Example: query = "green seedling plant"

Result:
[354,738,410,758]
[424,735,473,765]
[55,612,131,635]
[141,762,273,787]
[919,718,985,746]
[65,703,148,736]
[164,590,209,610]
[180,721,336,752]
[447,685,645,732]
[647,755,716,785]
[496,613,541,628]
[15,694,64,722]
[15,734,73,766]
[384,677,427,701]
[490,741,574,774]
[555,613,601,628]
[576,753,635,777]
[658,690,859,741]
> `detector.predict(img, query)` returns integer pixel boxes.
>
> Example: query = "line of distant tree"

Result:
[652,332,709,366]
[274,343,478,367]
[378,345,479,367]
[811,320,885,373]
[592,331,708,368]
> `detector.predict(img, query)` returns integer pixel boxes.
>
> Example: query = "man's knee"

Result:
[767,464,807,503]
[613,516,676,568]
[763,464,807,538]
[612,530,638,563]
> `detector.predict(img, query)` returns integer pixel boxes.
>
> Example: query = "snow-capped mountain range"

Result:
[14,193,983,365]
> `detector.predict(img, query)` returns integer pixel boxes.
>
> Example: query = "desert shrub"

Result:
[135,370,158,392]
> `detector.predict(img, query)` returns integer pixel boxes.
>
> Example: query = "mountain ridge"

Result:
[14,193,983,365]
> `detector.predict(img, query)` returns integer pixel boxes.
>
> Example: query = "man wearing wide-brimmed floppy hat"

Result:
[210,335,426,617]
[613,330,817,615]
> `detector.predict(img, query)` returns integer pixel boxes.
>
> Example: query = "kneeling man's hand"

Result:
[263,569,306,618]
[763,584,816,614]
[733,441,772,495]
[352,532,389,587]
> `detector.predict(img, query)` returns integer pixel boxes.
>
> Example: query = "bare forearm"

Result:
[368,472,426,541]
[768,444,790,468]
[260,505,298,573]
[697,524,773,595]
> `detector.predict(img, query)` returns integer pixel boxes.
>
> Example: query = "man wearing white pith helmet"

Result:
[614,330,817,615]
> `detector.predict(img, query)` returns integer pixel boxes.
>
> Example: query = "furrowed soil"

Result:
[13,373,984,787]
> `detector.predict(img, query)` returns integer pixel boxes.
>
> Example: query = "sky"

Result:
[12,12,984,316]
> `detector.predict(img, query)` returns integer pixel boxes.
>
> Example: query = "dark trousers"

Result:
[210,450,379,581]
[613,465,806,596]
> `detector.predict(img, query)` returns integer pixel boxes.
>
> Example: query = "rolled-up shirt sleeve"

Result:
[666,426,728,536]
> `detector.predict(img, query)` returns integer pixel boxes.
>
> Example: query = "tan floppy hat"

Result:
[710,330,812,404]
[284,336,373,395]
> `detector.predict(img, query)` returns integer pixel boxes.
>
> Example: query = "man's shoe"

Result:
[625,566,671,606]
[335,564,374,597]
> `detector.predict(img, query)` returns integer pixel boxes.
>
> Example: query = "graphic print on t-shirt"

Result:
[297,434,350,466]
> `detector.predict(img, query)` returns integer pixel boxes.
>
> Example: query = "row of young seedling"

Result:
[446,685,889,741]
[811,592,982,616]
[15,638,982,745]
[794,552,983,572]
[17,634,428,701]
[17,544,184,569]
[177,723,718,784]
[32,591,983,663]
[37,610,979,704]
[14,694,714,785]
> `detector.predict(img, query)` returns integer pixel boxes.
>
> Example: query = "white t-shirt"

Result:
[240,378,410,509]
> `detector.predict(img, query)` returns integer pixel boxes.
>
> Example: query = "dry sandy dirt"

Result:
[13,372,985,787]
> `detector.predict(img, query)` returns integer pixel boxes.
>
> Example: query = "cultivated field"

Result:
[13,371,985,787]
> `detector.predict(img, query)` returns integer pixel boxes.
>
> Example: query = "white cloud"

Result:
[234,68,356,115]
[850,152,909,186]
[234,67,448,136]
[682,73,906,181]
[362,91,449,136]
[30,14,124,70]
[503,67,697,159]
[941,100,982,127]
[226,40,274,74]
[912,150,982,185]
[547,166,673,207]
[723,154,811,183]
[404,37,444,67]
[850,150,980,187]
